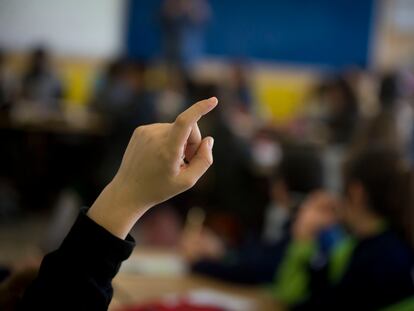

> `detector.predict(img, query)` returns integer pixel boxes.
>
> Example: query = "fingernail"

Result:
[208,137,214,148]
[208,97,218,105]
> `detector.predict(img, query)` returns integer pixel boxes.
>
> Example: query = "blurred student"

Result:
[263,146,324,243]
[181,146,324,284]
[6,98,218,310]
[21,47,64,110]
[306,76,359,145]
[226,62,253,113]
[91,58,134,122]
[160,0,211,70]
[379,72,414,162]
[274,146,414,310]
[92,59,156,131]
[326,76,359,144]
[0,50,18,112]
[92,59,156,185]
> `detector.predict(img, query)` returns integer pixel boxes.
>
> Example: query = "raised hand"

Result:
[88,97,218,238]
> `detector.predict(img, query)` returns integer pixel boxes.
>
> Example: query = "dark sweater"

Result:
[19,210,135,310]
[192,237,290,285]
[294,231,414,310]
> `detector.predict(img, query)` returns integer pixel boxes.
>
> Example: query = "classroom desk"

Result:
[109,249,284,311]
[0,102,106,136]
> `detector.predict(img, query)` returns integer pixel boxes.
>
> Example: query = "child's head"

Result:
[271,146,324,206]
[342,146,413,245]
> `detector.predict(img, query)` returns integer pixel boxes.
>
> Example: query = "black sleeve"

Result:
[19,208,135,311]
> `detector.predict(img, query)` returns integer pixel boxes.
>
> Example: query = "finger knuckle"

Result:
[201,155,213,167]
[207,156,214,166]
[175,114,187,127]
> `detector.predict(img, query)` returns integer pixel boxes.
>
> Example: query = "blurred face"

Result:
[271,180,290,208]
[341,181,366,230]
[325,87,346,115]
[31,51,49,73]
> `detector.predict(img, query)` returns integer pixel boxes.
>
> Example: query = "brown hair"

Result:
[343,146,414,247]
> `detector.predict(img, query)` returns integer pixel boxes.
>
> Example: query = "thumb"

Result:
[179,137,214,187]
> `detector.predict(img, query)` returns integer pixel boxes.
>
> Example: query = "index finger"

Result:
[171,97,218,148]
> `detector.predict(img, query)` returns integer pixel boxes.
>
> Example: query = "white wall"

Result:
[0,0,126,58]
[373,0,414,69]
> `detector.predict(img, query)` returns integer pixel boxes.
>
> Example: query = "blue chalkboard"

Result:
[125,0,375,69]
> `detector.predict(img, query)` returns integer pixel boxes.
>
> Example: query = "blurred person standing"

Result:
[21,47,64,110]
[303,75,361,195]
[304,75,360,146]
[321,76,360,145]
[226,62,254,114]
[160,0,211,71]
[274,146,414,310]
[378,72,414,163]
[219,62,257,142]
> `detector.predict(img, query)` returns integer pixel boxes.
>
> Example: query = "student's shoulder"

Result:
[356,231,414,270]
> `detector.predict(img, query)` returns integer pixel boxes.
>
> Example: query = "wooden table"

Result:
[109,249,284,311]
[0,101,106,136]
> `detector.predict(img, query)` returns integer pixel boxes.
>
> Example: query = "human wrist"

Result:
[87,180,150,239]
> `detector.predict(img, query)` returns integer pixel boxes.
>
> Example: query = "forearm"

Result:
[87,180,149,239]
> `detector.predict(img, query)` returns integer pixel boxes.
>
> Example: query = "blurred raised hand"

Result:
[181,227,225,263]
[293,191,339,241]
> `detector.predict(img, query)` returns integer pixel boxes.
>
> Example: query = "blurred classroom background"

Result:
[0,0,414,310]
